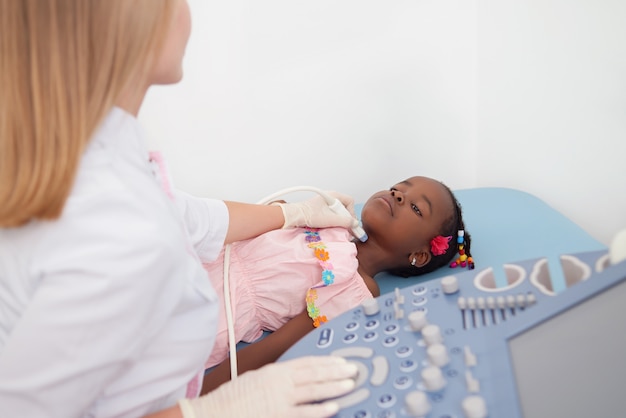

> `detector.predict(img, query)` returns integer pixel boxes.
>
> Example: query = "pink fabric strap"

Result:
[148,151,174,199]
[185,371,203,398]
[149,151,203,398]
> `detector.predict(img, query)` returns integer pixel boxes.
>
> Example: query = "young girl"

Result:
[0,1,359,417]
[201,175,472,393]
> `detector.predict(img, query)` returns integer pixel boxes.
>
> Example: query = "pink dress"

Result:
[202,227,372,369]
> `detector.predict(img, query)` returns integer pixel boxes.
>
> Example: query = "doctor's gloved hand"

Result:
[178,356,357,418]
[279,191,359,230]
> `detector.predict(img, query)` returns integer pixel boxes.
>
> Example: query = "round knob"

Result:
[422,324,443,345]
[426,343,450,367]
[362,298,380,316]
[506,295,516,308]
[408,310,428,331]
[405,390,431,417]
[421,366,446,391]
[609,228,626,265]
[462,395,488,418]
[440,275,459,294]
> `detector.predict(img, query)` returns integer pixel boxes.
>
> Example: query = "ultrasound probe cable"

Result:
[222,186,366,380]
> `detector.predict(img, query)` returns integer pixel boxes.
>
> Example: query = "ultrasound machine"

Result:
[279,239,626,417]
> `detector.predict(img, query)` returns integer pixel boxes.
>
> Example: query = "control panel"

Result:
[279,249,625,417]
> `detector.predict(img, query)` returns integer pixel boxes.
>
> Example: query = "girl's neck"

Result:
[354,240,387,279]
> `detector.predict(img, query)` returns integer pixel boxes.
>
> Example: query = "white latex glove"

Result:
[278,191,358,229]
[178,356,357,418]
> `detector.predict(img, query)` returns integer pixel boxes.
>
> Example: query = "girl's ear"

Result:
[410,249,431,268]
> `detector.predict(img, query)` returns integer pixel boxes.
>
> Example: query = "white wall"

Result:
[140,0,476,202]
[475,0,626,245]
[139,0,626,246]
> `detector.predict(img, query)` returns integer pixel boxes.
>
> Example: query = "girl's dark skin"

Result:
[201,176,455,394]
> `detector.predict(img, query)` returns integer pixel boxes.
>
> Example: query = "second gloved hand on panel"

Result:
[179,355,358,418]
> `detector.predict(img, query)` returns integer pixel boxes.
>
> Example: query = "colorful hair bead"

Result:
[449,229,474,270]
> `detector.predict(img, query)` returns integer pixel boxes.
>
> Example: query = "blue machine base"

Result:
[279,249,626,417]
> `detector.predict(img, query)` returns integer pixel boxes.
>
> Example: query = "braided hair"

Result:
[388,182,472,278]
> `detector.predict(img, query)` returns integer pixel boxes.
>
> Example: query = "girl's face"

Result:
[361,176,454,261]
[150,0,192,85]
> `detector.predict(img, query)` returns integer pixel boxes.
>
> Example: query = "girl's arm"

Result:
[201,311,315,394]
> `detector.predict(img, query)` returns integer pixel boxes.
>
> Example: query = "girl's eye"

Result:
[411,203,422,216]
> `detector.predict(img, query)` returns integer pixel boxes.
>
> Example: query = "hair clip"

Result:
[449,230,475,270]
[430,235,452,256]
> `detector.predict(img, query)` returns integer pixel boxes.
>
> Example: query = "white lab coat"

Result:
[0,107,228,417]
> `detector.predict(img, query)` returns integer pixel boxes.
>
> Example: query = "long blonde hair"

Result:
[0,0,176,227]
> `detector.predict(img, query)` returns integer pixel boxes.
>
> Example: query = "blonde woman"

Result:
[0,1,358,417]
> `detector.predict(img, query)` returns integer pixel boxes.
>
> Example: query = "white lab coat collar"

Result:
[87,106,153,175]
